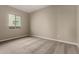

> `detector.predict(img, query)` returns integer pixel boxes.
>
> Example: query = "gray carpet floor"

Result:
[0,37,78,54]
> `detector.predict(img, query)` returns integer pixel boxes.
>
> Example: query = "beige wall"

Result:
[30,6,77,43]
[77,6,79,45]
[56,6,77,43]
[30,6,57,39]
[0,5,29,40]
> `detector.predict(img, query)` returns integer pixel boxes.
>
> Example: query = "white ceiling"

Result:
[9,5,49,13]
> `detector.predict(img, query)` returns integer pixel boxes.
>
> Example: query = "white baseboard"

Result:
[32,35,78,46]
[0,34,29,42]
[0,34,78,47]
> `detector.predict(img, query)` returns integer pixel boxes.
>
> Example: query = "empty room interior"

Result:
[0,5,79,54]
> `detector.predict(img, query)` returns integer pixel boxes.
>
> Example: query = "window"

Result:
[8,14,21,29]
[15,16,21,28]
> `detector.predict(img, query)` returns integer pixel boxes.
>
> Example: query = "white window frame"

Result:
[8,14,22,29]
